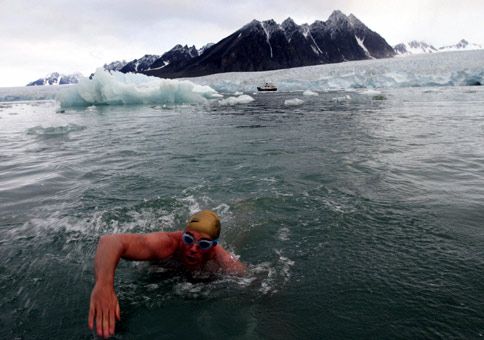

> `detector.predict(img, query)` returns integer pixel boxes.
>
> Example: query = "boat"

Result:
[257,82,277,91]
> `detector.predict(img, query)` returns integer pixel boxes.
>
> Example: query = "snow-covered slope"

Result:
[395,39,483,56]
[439,39,483,52]
[120,55,161,73]
[27,72,83,86]
[394,41,438,55]
[103,60,127,72]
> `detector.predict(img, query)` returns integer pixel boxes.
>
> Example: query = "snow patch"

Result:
[303,26,322,55]
[261,22,274,58]
[355,35,373,58]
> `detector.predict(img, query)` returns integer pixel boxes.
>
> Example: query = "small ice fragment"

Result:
[302,90,318,96]
[284,98,304,106]
[360,89,381,95]
[218,94,254,105]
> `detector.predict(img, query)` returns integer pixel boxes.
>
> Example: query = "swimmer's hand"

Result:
[88,283,120,338]
[213,246,247,276]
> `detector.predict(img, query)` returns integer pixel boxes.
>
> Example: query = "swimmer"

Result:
[88,210,245,338]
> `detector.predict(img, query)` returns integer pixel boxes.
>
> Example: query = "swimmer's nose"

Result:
[188,243,200,252]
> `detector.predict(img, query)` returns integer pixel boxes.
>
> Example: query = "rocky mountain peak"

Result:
[348,14,365,29]
[281,17,296,30]
[27,72,82,86]
[456,39,469,48]
[140,11,395,79]
[327,10,350,25]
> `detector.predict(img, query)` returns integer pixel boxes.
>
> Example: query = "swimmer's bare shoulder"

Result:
[109,231,182,261]
[210,245,246,275]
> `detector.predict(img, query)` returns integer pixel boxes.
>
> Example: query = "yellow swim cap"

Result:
[186,210,221,239]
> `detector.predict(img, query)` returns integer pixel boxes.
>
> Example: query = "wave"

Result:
[57,68,220,107]
[26,123,86,137]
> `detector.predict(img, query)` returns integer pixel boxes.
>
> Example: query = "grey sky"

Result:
[1,0,483,87]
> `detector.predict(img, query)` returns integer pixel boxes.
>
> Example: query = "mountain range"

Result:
[143,11,394,78]
[26,72,83,86]
[26,10,483,86]
[394,39,483,55]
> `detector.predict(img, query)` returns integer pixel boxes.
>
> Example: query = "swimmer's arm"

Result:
[93,231,179,284]
[213,246,247,276]
[88,232,179,338]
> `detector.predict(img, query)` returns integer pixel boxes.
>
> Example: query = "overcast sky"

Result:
[1,0,483,87]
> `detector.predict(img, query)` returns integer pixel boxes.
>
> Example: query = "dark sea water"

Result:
[1,84,484,339]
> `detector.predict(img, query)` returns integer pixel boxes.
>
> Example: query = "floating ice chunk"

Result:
[218,94,254,105]
[284,98,304,106]
[360,89,381,95]
[191,84,220,97]
[233,91,243,96]
[57,68,219,107]
[208,93,224,98]
[332,95,351,101]
[302,90,319,96]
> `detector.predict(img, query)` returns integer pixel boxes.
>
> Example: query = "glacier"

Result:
[194,50,484,93]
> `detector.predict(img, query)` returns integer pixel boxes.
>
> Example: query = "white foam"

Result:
[56,68,220,107]
[277,227,290,241]
[179,195,202,215]
[284,98,304,106]
[249,249,295,295]
[218,94,254,105]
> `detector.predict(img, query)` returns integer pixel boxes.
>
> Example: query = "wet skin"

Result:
[88,228,245,338]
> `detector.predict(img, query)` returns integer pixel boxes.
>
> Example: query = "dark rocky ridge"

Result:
[142,10,395,79]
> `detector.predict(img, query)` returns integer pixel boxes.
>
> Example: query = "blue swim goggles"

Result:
[182,232,218,250]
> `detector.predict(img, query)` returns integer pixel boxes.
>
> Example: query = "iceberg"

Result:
[57,68,220,107]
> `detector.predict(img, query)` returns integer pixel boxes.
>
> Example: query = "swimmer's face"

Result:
[180,229,216,268]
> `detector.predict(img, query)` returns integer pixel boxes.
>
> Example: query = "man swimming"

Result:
[88,210,245,338]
